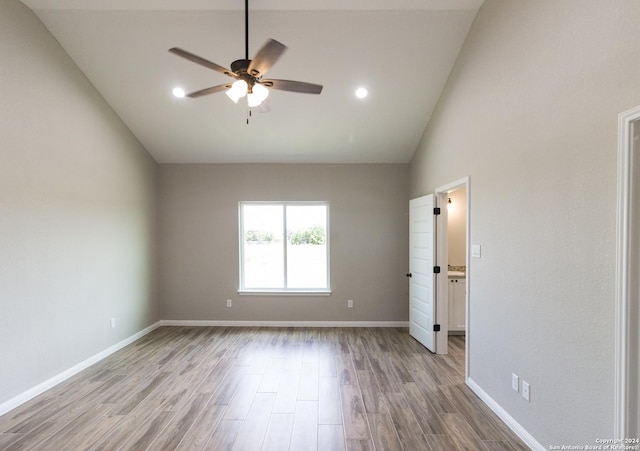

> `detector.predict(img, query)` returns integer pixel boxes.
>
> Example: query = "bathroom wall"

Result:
[447,187,466,268]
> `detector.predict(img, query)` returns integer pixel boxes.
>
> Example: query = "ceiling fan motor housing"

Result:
[231,58,261,91]
[230,59,251,74]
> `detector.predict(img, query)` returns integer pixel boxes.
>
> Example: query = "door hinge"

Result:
[433,266,441,274]
[433,324,441,332]
[434,207,441,215]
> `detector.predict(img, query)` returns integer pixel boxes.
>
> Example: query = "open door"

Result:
[409,194,437,352]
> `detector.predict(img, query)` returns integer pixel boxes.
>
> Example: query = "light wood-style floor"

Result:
[0,327,529,450]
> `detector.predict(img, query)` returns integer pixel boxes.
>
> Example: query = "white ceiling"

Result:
[21,0,482,164]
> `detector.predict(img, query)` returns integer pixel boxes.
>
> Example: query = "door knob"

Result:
[406,273,412,278]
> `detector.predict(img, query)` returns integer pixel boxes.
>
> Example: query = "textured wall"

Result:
[0,0,158,406]
[158,164,409,323]
[410,0,640,445]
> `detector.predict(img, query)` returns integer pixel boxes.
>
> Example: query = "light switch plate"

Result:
[472,244,481,258]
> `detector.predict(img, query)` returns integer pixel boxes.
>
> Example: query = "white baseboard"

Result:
[0,321,161,417]
[466,377,544,450]
[160,320,409,328]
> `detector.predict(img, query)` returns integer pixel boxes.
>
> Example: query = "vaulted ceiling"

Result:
[21,0,482,163]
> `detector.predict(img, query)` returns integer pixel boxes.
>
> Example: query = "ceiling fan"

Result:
[169,0,323,108]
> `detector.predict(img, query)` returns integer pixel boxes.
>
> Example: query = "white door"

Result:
[409,194,436,352]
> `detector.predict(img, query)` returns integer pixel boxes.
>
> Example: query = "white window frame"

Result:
[238,201,331,295]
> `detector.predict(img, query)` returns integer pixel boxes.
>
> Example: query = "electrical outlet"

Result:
[522,381,530,401]
[226,299,232,308]
[511,373,519,392]
[347,299,353,308]
[110,317,116,329]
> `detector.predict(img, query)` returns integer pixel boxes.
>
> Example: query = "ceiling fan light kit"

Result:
[169,0,322,111]
[248,83,269,107]
[225,80,248,103]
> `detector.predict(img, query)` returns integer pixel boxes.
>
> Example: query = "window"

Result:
[239,202,330,294]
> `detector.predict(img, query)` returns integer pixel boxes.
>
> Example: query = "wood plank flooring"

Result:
[0,327,529,450]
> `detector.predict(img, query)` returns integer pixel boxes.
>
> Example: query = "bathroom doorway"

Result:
[434,177,469,379]
[446,186,467,337]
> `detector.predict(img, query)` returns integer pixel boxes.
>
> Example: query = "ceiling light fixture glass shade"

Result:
[247,83,269,107]
[226,80,248,103]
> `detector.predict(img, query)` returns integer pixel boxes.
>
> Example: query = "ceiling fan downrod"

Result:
[244,0,249,61]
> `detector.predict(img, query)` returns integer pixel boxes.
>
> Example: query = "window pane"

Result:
[242,205,284,288]
[286,205,328,288]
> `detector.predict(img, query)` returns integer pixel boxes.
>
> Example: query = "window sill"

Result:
[238,289,332,297]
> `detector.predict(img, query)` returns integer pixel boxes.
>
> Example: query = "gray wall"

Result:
[0,0,158,406]
[158,164,409,322]
[410,0,640,446]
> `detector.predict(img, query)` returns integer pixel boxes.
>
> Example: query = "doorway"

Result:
[434,177,469,378]
[446,186,467,338]
[408,177,469,363]
[615,106,640,438]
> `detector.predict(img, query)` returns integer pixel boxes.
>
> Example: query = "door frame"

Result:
[615,105,640,437]
[435,176,470,379]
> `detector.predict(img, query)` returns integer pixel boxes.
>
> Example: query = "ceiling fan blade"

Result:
[247,39,287,78]
[186,84,231,98]
[262,79,323,95]
[169,47,234,77]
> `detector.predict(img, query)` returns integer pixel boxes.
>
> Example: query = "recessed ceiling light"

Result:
[355,87,368,99]
[172,87,186,98]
